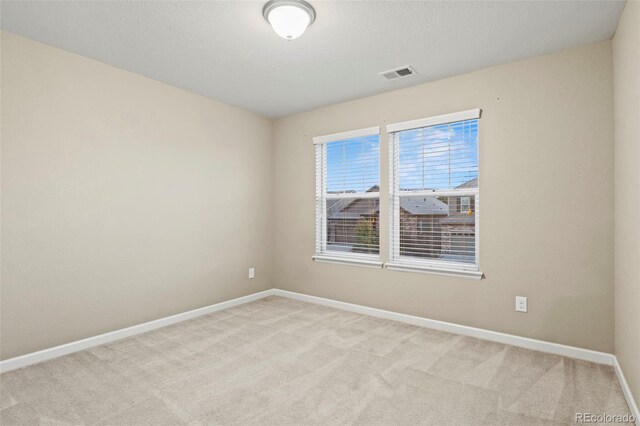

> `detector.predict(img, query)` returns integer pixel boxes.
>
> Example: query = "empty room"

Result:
[1,0,639,424]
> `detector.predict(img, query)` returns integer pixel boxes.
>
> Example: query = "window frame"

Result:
[386,109,483,279]
[460,196,471,213]
[312,126,383,268]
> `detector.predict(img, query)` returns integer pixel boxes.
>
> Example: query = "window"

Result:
[460,197,471,213]
[387,109,482,278]
[313,127,382,268]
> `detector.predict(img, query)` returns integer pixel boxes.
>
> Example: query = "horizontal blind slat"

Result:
[318,132,381,257]
[390,117,479,267]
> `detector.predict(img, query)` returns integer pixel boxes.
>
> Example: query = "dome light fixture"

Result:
[263,0,316,40]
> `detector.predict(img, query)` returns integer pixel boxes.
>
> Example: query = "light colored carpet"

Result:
[0,296,632,425]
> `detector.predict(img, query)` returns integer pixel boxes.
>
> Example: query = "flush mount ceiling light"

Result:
[263,0,316,40]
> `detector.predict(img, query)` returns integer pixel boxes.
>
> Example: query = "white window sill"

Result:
[312,255,383,269]
[385,262,484,280]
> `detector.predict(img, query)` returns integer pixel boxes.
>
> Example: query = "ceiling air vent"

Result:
[379,66,416,80]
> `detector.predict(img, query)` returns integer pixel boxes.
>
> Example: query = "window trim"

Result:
[385,262,483,279]
[313,126,381,265]
[386,109,482,278]
[312,126,380,145]
[312,254,384,269]
[386,108,481,133]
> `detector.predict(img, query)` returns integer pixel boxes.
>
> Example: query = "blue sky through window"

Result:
[398,119,478,191]
[324,120,477,194]
[325,135,380,193]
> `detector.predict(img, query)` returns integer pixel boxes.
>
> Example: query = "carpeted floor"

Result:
[0,296,632,425]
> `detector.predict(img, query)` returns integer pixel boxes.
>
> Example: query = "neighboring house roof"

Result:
[327,196,449,219]
[326,198,355,219]
[327,186,450,220]
[326,186,380,220]
[400,196,448,215]
[440,212,475,226]
[455,177,478,189]
[327,198,379,220]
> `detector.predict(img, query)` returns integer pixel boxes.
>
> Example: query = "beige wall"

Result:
[0,32,274,359]
[274,41,615,353]
[614,0,640,404]
[0,30,621,362]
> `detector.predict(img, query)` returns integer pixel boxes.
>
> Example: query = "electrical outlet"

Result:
[515,296,527,313]
[248,268,255,279]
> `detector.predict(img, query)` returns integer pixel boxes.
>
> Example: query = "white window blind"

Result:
[313,127,381,266]
[388,109,481,273]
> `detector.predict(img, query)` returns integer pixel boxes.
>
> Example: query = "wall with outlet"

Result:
[1,29,622,368]
[273,41,614,353]
[515,297,528,313]
[0,32,274,360]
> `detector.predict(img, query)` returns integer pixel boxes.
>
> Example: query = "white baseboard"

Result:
[2,286,637,421]
[614,356,640,425]
[0,289,276,373]
[272,289,615,366]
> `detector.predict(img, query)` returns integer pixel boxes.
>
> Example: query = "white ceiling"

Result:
[0,1,625,118]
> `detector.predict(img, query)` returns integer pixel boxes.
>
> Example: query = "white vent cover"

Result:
[379,65,416,80]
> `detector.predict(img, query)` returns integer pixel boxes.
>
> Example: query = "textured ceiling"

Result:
[0,1,625,118]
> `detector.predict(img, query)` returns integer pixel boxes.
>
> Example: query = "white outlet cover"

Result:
[515,296,527,313]
[249,268,255,279]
